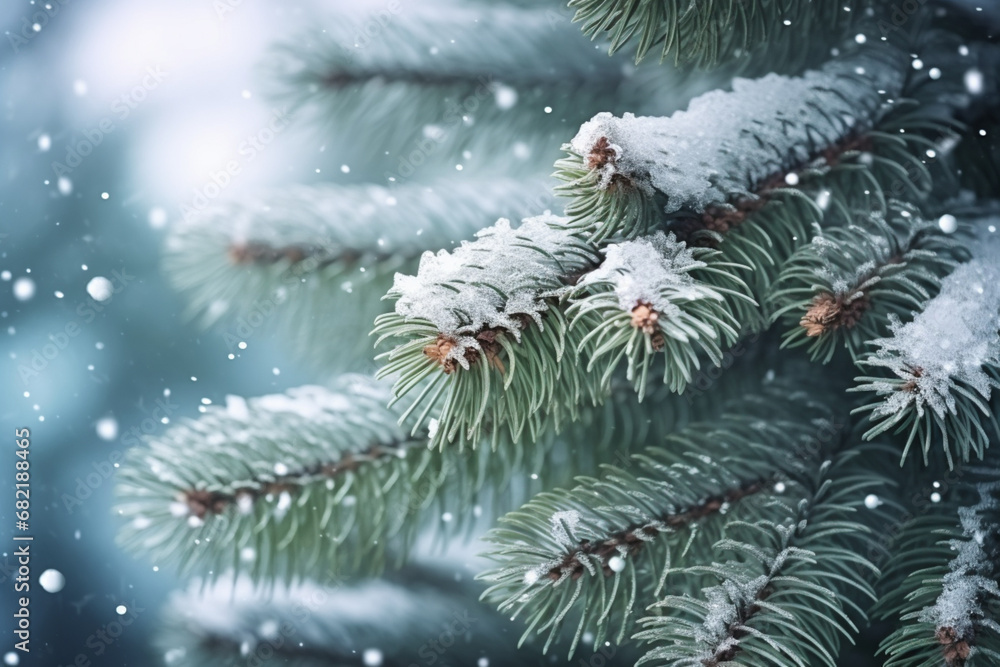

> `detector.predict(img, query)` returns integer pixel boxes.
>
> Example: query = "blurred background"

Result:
[0,1,399,664]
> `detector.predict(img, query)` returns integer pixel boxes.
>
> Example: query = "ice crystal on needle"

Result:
[862,227,1000,424]
[919,483,1000,645]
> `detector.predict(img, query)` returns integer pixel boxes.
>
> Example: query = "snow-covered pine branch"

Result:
[165,178,554,371]
[115,376,432,582]
[635,488,877,667]
[266,3,715,176]
[877,480,1000,667]
[118,368,737,584]
[478,386,879,656]
[374,214,601,448]
[552,44,970,329]
[853,221,1000,467]
[566,231,755,396]
[555,46,910,242]
[768,204,967,364]
[567,0,873,68]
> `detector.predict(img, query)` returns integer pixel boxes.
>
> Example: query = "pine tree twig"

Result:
[768,202,967,364]
[852,221,1000,468]
[265,3,717,175]
[876,479,1000,667]
[478,386,877,657]
[566,231,755,397]
[374,214,603,449]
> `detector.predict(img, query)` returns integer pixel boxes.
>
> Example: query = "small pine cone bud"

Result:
[587,136,617,171]
[630,302,659,334]
[800,291,870,337]
[423,336,458,374]
[631,302,666,350]
[936,626,972,665]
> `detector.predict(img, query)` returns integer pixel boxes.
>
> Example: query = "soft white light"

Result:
[39,569,66,593]
[608,556,626,573]
[148,207,168,228]
[13,278,35,301]
[938,214,958,234]
[362,649,383,667]
[87,276,114,301]
[864,494,881,509]
[96,417,119,441]
[116,604,127,615]
[965,69,984,95]
[494,84,518,110]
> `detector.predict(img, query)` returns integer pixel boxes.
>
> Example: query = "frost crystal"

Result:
[919,483,1000,640]
[570,50,904,213]
[391,215,596,367]
[577,232,712,315]
[863,226,1000,421]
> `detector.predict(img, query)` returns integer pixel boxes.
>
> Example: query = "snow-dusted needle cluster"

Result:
[389,214,597,369]
[861,228,1000,427]
[568,48,905,213]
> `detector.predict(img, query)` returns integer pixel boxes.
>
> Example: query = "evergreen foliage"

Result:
[116,1,1000,665]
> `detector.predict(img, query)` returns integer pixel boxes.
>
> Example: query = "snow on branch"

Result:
[918,482,1000,664]
[568,231,754,395]
[558,46,907,240]
[374,214,602,447]
[387,214,596,369]
[854,222,1000,466]
[879,480,1000,667]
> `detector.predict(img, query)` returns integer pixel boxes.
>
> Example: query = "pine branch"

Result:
[374,214,603,448]
[634,479,878,667]
[551,46,962,330]
[553,46,910,243]
[566,231,755,397]
[768,203,967,364]
[117,353,771,584]
[115,377,432,583]
[478,386,879,657]
[877,479,1000,667]
[852,221,1000,467]
[165,178,554,370]
[566,0,875,67]
[265,3,713,175]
